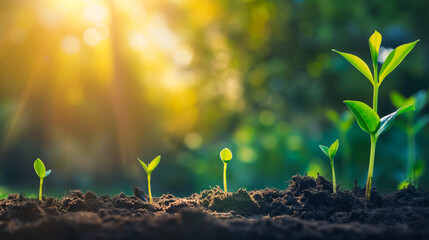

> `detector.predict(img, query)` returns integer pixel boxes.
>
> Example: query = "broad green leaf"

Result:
[0,193,7,199]
[44,169,52,178]
[376,104,415,138]
[332,50,374,84]
[329,139,339,159]
[390,91,407,109]
[415,115,429,133]
[220,148,233,163]
[34,158,46,179]
[379,40,419,84]
[369,30,382,68]
[148,155,161,172]
[319,145,330,158]
[138,158,149,173]
[344,100,380,133]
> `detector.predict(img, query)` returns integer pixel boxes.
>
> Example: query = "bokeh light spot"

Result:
[184,132,203,150]
[61,35,81,55]
[83,28,101,46]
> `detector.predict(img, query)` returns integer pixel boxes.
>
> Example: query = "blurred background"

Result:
[0,0,428,197]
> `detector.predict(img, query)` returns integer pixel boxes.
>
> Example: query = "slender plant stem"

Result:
[147,174,152,204]
[365,134,377,199]
[39,178,43,201]
[406,115,416,184]
[331,159,336,193]
[223,162,228,192]
[373,64,379,113]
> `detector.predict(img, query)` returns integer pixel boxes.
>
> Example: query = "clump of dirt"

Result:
[1,174,429,240]
[199,187,260,216]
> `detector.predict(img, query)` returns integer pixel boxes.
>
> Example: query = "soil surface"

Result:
[1,174,429,240]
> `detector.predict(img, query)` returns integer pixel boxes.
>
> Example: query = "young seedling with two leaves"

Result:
[390,90,429,188]
[220,148,233,193]
[319,140,339,193]
[138,155,161,204]
[325,110,354,165]
[333,30,419,199]
[34,158,52,201]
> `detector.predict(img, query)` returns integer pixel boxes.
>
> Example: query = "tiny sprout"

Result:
[319,140,339,193]
[220,148,233,193]
[138,155,161,204]
[33,158,51,201]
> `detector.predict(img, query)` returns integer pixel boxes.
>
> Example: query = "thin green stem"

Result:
[39,178,43,201]
[330,159,336,193]
[223,162,228,192]
[406,115,416,184]
[147,174,152,204]
[373,64,379,113]
[365,134,377,199]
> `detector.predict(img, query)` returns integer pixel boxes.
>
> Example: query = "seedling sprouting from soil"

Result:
[220,148,233,193]
[319,139,339,193]
[325,110,354,165]
[333,30,418,199]
[138,155,161,204]
[33,158,51,201]
[390,90,428,188]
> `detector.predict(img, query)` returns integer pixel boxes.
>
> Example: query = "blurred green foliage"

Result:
[0,0,428,197]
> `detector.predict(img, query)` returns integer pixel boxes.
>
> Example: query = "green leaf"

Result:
[332,49,374,84]
[379,40,419,84]
[319,145,330,158]
[376,105,415,138]
[44,169,52,178]
[329,139,339,159]
[34,158,46,179]
[344,100,380,133]
[390,91,407,109]
[220,148,233,163]
[369,30,382,68]
[148,155,161,172]
[0,193,7,199]
[138,158,149,174]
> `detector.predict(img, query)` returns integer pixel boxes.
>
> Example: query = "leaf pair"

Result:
[138,155,161,175]
[220,148,233,163]
[319,139,339,161]
[34,158,51,179]
[333,31,419,85]
[344,100,415,137]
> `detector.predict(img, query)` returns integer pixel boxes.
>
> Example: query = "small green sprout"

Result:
[33,158,51,201]
[220,148,233,193]
[319,139,339,193]
[390,90,429,188]
[333,30,418,199]
[138,155,161,204]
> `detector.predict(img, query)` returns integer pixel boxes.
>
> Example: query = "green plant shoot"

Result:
[34,158,51,201]
[391,90,428,188]
[325,110,353,166]
[220,148,233,193]
[333,30,418,199]
[319,139,339,193]
[138,155,161,204]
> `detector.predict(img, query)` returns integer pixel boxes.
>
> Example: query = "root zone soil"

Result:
[1,175,429,240]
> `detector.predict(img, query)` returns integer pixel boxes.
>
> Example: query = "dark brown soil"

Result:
[1,174,429,240]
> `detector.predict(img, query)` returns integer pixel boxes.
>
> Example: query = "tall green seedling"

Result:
[319,139,339,193]
[220,148,233,193]
[390,90,428,188]
[34,158,51,201]
[333,31,418,199]
[138,155,161,204]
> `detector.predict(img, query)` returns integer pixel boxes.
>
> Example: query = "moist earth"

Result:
[1,174,429,240]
